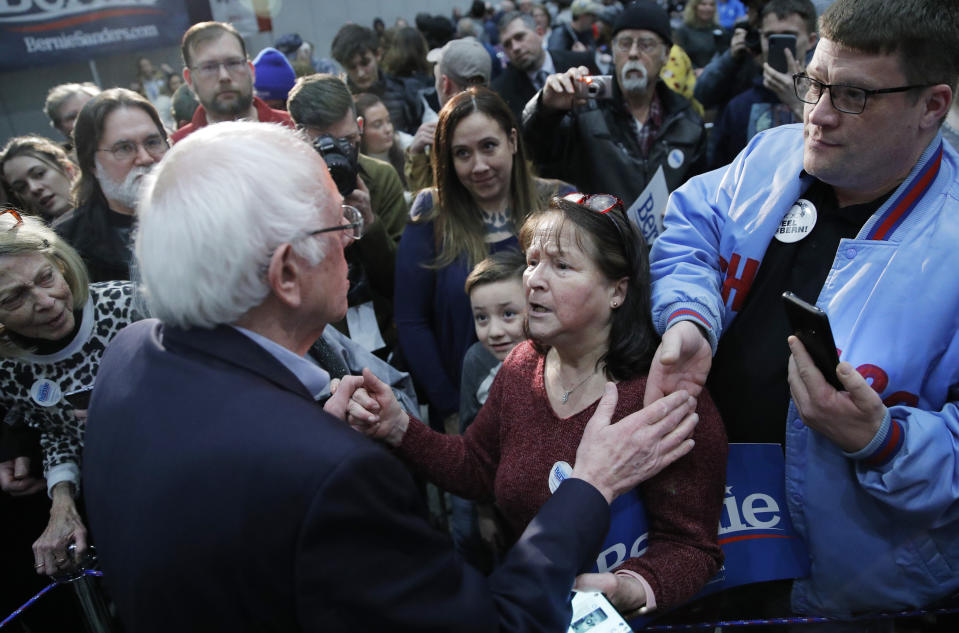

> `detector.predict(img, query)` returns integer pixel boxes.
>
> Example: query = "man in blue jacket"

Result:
[646,0,959,620]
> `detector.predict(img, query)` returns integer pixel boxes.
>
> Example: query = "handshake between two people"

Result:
[325,368,699,613]
[325,368,699,507]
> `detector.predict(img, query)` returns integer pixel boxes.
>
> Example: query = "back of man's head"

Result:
[330,24,379,66]
[44,82,100,135]
[761,0,817,36]
[287,74,355,130]
[428,38,492,90]
[136,122,332,329]
[820,0,959,90]
[181,21,246,68]
[73,88,164,206]
[171,84,199,129]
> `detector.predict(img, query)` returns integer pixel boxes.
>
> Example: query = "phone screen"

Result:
[767,34,798,73]
[568,591,633,633]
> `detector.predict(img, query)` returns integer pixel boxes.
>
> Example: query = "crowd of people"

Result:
[1,0,959,631]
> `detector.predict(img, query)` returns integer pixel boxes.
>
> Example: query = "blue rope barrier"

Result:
[0,569,103,630]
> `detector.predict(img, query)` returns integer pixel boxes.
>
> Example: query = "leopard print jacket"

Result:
[1,281,137,491]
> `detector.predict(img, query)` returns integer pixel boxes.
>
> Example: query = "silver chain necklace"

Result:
[560,371,597,404]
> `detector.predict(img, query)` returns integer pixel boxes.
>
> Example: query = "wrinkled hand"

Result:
[574,573,648,614]
[644,321,712,407]
[763,48,805,119]
[0,457,46,496]
[410,121,437,154]
[787,336,886,453]
[572,384,698,504]
[33,482,87,576]
[344,176,374,229]
[541,65,592,111]
[331,369,409,446]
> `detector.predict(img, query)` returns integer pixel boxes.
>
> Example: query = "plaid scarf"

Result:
[632,89,664,157]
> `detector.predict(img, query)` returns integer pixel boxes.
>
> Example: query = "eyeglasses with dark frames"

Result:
[792,73,933,115]
[96,135,169,162]
[0,208,24,229]
[190,57,249,79]
[303,205,364,242]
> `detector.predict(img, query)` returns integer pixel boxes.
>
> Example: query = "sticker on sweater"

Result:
[667,148,685,169]
[775,199,817,243]
[30,379,62,407]
[549,460,572,494]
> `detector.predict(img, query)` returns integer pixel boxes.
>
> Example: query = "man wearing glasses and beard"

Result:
[171,21,293,144]
[56,88,168,282]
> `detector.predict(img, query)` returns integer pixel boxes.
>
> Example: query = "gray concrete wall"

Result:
[0,0,458,146]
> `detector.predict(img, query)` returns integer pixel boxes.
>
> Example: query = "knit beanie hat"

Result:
[612,1,673,47]
[253,47,296,103]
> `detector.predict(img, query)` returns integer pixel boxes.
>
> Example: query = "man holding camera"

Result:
[287,74,407,357]
[710,0,818,168]
[522,1,706,243]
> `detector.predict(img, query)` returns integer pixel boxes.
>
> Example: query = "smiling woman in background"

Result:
[1,136,77,223]
[394,87,573,428]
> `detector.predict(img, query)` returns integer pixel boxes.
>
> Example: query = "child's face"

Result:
[470,278,527,361]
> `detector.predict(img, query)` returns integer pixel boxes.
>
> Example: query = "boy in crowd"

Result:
[452,249,528,571]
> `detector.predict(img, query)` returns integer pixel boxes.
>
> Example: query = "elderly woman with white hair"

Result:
[0,207,139,575]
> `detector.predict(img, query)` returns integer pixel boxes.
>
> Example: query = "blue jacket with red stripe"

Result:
[650,123,959,617]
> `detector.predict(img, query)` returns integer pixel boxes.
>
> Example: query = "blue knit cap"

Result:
[253,47,296,102]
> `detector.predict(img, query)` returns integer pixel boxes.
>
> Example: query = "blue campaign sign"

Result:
[590,443,810,627]
[0,0,191,72]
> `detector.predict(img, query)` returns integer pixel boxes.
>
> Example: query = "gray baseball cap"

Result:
[426,37,491,87]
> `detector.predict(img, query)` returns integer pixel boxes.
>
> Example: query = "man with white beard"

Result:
[522,1,707,243]
[56,88,168,281]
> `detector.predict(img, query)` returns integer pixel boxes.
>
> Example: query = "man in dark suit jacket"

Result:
[492,11,598,122]
[82,121,699,632]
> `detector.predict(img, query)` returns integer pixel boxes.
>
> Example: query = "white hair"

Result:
[135,122,334,329]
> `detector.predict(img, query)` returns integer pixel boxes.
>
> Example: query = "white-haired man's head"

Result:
[136,122,340,329]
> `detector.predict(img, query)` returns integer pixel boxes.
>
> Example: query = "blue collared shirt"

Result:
[232,326,330,400]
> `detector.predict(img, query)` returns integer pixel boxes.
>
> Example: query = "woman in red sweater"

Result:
[349,195,727,616]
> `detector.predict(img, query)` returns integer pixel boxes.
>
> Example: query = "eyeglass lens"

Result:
[195,58,247,77]
[795,75,867,114]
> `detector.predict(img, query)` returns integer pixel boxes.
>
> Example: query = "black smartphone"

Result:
[782,292,844,391]
[767,34,797,73]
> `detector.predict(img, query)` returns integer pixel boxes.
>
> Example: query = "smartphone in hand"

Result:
[767,34,798,73]
[568,591,633,633]
[782,291,844,390]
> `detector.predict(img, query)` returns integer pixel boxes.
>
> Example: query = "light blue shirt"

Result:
[232,326,330,400]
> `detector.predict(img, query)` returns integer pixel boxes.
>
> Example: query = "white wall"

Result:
[0,0,459,145]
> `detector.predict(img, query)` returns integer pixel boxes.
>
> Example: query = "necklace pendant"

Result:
[562,391,571,404]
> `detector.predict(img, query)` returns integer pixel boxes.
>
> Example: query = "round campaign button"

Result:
[30,379,62,407]
[667,148,685,169]
[548,460,573,494]
[775,198,817,243]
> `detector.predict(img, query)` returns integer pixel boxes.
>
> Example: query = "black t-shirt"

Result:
[706,179,891,444]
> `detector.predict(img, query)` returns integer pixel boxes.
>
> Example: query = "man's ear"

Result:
[920,84,953,131]
[183,67,193,89]
[356,116,365,135]
[265,243,303,309]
